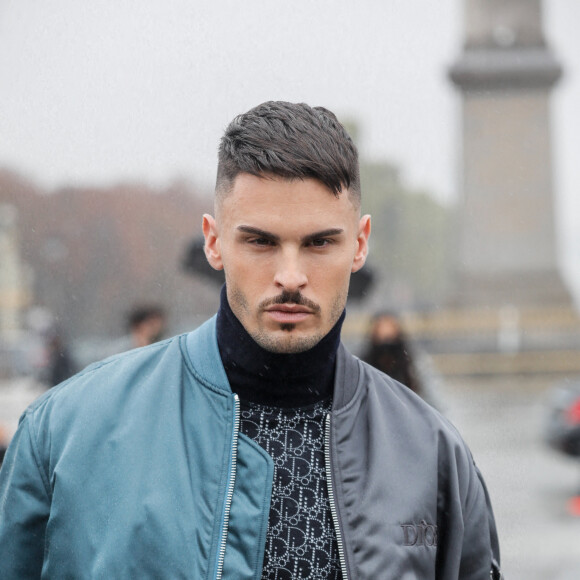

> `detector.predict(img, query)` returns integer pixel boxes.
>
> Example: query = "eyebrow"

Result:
[302,228,345,244]
[236,226,280,242]
[236,225,344,244]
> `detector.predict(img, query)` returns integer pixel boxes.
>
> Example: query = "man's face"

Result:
[203,173,370,353]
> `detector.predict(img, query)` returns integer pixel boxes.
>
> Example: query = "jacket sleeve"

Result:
[0,412,50,579]
[474,465,503,580]
[458,461,503,580]
[436,423,503,580]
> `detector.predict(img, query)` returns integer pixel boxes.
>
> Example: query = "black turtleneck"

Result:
[216,286,345,578]
[216,285,344,408]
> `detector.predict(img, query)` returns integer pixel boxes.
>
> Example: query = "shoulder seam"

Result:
[178,333,231,399]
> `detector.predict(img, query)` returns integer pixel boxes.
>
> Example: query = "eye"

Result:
[308,238,332,248]
[249,237,275,247]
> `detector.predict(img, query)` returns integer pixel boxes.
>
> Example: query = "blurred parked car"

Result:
[544,378,580,458]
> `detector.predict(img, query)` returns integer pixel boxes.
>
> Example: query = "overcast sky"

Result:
[0,0,578,292]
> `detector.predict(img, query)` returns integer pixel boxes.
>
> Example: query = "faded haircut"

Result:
[215,101,360,207]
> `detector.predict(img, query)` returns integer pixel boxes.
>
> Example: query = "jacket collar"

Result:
[184,316,231,395]
[183,316,361,410]
[332,343,362,412]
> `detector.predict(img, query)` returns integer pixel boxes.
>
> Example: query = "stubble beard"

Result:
[228,284,347,354]
[253,326,324,354]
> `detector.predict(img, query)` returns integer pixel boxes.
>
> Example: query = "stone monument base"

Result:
[449,269,574,310]
[400,302,580,376]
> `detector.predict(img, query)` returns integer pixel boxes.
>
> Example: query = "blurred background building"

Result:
[0,171,219,372]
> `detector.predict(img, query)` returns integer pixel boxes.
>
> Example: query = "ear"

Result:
[202,214,224,271]
[351,214,371,273]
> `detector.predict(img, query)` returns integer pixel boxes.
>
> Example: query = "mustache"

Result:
[259,290,320,313]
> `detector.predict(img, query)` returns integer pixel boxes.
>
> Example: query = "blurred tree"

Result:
[360,159,452,309]
[339,118,452,309]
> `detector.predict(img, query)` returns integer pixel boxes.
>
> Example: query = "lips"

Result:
[265,304,313,323]
[266,304,311,313]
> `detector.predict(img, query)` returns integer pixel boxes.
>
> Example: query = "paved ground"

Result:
[1,373,580,578]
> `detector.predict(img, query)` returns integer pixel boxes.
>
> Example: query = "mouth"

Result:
[264,304,313,324]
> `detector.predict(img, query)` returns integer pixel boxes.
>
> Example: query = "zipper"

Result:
[325,413,349,580]
[214,394,240,580]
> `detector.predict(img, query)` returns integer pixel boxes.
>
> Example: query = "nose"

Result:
[273,249,308,292]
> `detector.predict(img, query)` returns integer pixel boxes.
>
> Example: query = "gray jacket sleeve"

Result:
[460,463,501,578]
[436,431,502,579]
[475,465,503,579]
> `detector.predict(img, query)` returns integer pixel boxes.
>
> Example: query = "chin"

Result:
[253,329,321,354]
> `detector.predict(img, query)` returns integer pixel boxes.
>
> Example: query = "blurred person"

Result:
[0,425,8,469]
[88,304,168,363]
[44,329,77,388]
[361,310,443,410]
[0,101,501,579]
[127,304,167,348]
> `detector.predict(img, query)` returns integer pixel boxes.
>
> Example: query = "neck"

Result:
[216,286,344,407]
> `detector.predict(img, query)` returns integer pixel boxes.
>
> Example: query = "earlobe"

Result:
[202,214,224,271]
[351,214,371,273]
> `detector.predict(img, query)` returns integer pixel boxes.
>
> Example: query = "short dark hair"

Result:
[216,101,360,205]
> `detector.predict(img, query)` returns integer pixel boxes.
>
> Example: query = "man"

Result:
[0,101,501,579]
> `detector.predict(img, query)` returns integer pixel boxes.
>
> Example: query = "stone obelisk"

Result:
[449,0,572,308]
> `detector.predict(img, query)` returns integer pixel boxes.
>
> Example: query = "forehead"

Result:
[216,173,358,230]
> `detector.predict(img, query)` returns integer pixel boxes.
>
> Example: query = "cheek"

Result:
[222,247,254,278]
[224,256,270,294]
[309,256,353,286]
